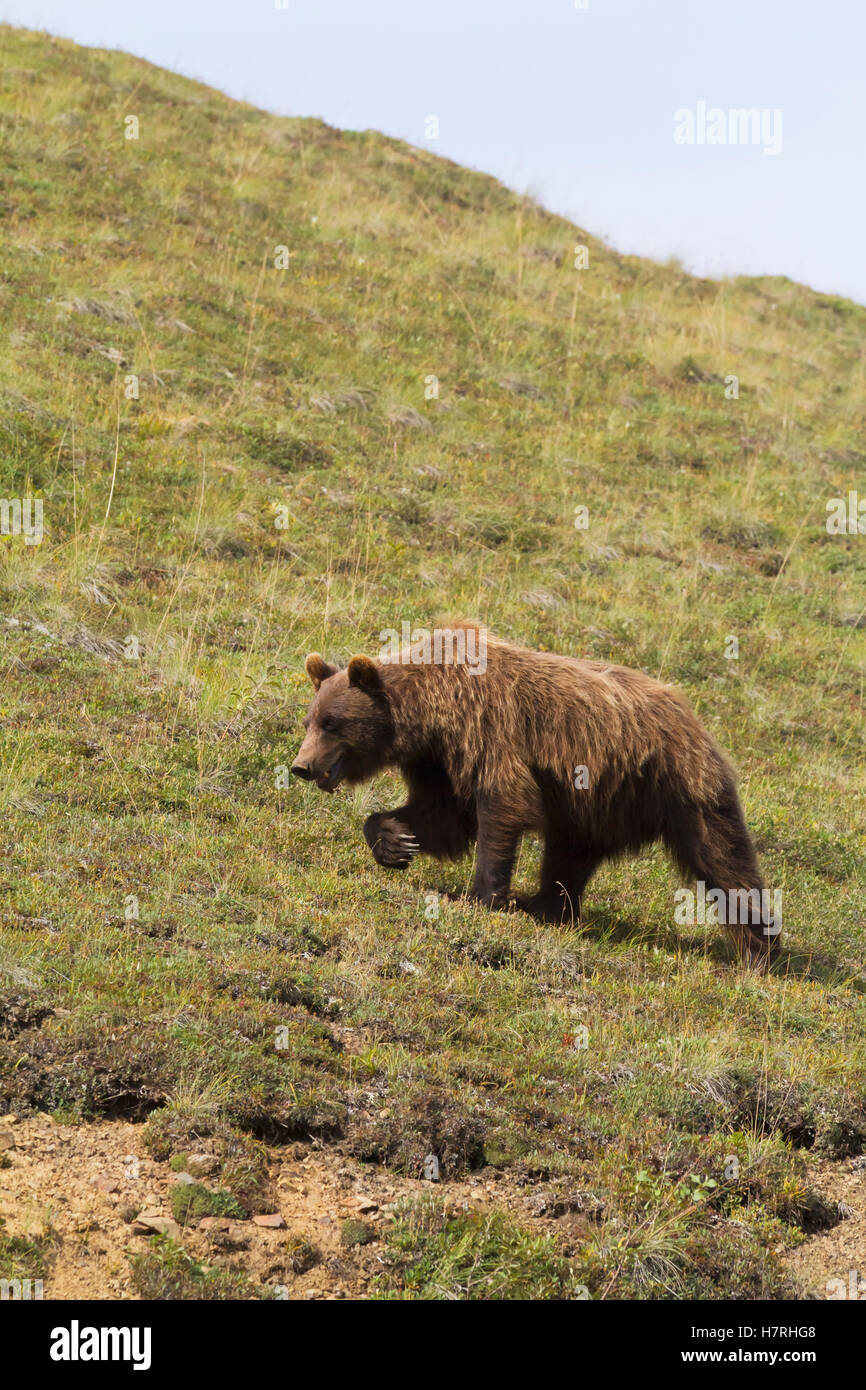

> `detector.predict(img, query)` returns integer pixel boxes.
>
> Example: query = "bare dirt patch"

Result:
[784,1157,866,1298]
[0,1113,551,1300]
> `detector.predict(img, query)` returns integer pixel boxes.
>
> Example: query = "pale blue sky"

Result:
[5,0,865,303]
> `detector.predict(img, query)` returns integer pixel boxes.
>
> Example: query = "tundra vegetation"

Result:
[0,26,864,1300]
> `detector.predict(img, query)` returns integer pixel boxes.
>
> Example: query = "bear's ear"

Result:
[347,655,382,693]
[305,653,337,690]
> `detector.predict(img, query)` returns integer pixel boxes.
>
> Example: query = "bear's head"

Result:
[292,653,394,792]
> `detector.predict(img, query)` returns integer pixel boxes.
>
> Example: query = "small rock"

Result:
[199,1217,233,1232]
[252,1213,286,1229]
[172,1172,196,1185]
[423,1154,440,1182]
[89,1176,119,1194]
[355,1198,379,1213]
[187,1153,219,1178]
[132,1215,181,1239]
[130,1207,163,1227]
[0,1130,16,1151]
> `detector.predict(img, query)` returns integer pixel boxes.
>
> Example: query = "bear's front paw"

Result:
[365,815,420,869]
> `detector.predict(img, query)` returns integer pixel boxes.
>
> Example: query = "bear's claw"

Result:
[368,816,420,868]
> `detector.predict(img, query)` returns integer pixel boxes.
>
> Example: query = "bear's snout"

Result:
[291,746,346,792]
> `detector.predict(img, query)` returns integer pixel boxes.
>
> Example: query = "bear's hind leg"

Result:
[519,839,599,924]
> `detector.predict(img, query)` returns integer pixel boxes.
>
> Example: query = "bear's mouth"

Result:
[315,757,345,793]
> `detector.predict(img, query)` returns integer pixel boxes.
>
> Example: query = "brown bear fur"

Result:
[292,625,777,965]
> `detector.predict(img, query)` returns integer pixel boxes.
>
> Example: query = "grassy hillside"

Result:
[1,25,864,1300]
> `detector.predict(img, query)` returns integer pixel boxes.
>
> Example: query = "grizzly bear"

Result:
[292,625,777,965]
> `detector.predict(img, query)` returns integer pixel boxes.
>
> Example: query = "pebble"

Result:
[131,1214,181,1239]
[89,1176,120,1194]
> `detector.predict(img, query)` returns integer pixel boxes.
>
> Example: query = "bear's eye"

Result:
[320,715,341,734]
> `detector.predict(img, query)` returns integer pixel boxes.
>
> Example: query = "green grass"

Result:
[374,1197,581,1300]
[374,1192,801,1300]
[129,1234,270,1300]
[170,1182,246,1225]
[0,23,865,1300]
[0,1215,51,1285]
